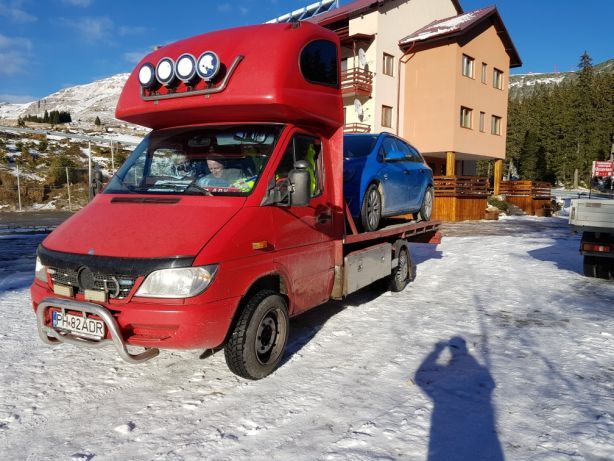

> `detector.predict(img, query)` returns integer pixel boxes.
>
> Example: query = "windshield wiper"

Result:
[184,183,214,196]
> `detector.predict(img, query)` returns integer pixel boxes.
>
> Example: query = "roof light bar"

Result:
[196,51,221,82]
[156,57,177,87]
[138,63,156,89]
[175,53,198,84]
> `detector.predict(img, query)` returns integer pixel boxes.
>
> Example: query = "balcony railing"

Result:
[434,176,490,197]
[344,123,371,134]
[341,68,374,96]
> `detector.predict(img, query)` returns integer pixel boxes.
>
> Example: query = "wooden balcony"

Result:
[341,68,373,96]
[433,176,489,221]
[499,180,552,215]
[344,123,371,134]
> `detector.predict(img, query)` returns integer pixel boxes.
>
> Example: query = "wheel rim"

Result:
[367,188,380,229]
[395,249,408,284]
[423,189,433,218]
[255,307,285,365]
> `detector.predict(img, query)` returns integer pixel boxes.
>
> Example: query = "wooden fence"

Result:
[499,180,552,215]
[433,176,489,221]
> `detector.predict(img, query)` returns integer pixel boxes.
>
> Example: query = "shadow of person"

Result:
[415,337,504,461]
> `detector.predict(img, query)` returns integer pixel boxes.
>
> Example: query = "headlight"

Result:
[138,62,156,88]
[135,265,218,298]
[155,57,177,86]
[175,53,197,84]
[35,256,47,283]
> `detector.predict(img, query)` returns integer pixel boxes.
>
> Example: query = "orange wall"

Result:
[402,25,511,160]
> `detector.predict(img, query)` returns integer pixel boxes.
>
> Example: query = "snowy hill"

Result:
[509,58,614,99]
[0,74,129,125]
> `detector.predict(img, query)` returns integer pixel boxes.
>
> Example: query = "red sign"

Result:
[592,161,614,177]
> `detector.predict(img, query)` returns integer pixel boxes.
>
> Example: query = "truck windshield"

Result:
[105,125,283,196]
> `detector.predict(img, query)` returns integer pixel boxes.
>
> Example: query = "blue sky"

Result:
[0,0,612,103]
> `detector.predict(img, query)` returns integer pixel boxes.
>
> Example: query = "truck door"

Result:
[270,132,334,314]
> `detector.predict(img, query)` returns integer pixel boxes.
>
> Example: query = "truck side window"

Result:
[275,135,323,198]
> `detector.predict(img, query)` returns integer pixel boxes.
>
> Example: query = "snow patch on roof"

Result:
[400,7,493,45]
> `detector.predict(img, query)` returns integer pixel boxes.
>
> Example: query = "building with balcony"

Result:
[307,0,522,219]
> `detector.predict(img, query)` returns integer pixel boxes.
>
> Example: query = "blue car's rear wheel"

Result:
[418,186,434,222]
[361,184,381,231]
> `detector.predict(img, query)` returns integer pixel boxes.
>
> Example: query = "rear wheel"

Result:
[418,187,434,222]
[361,184,382,232]
[583,256,597,277]
[388,246,411,292]
[596,259,612,279]
[224,290,289,380]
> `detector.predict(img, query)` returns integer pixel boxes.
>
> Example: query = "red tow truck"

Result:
[31,22,440,379]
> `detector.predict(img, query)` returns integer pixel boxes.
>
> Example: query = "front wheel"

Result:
[224,290,289,380]
[418,186,434,222]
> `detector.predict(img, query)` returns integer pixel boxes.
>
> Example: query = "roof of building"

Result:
[399,5,522,67]
[309,0,463,27]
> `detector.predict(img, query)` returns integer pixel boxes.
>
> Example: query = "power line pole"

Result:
[16,163,22,212]
[65,167,72,212]
[88,142,92,202]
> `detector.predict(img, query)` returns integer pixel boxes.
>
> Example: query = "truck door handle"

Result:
[317,213,332,224]
[403,170,411,175]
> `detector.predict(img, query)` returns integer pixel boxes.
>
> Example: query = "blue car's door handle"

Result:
[403,170,411,174]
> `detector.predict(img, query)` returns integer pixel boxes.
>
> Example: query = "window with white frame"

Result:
[383,53,394,76]
[462,54,474,78]
[491,115,502,135]
[460,106,473,129]
[481,62,487,84]
[493,68,504,89]
[479,111,485,132]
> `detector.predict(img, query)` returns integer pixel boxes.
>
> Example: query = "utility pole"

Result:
[88,142,92,202]
[111,141,115,174]
[65,167,72,211]
[16,162,22,212]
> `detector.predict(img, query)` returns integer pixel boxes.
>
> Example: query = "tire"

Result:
[596,259,611,280]
[583,256,597,277]
[361,184,382,232]
[418,186,434,222]
[388,246,411,292]
[224,290,289,380]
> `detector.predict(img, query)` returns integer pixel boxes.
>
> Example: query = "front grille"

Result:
[49,267,136,299]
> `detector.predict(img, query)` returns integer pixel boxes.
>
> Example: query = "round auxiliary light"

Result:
[175,53,197,83]
[138,62,156,89]
[155,57,177,86]
[196,51,221,82]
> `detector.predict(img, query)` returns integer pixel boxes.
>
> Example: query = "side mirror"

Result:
[288,160,310,207]
[384,150,405,162]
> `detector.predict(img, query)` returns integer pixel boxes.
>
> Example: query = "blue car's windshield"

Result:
[105,124,283,196]
[343,135,378,158]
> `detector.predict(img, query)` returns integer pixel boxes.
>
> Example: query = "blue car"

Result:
[343,133,434,231]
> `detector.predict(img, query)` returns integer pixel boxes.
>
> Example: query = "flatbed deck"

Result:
[344,220,442,245]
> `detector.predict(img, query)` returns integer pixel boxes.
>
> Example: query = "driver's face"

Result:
[207,160,224,178]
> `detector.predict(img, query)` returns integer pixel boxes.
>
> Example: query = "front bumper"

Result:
[32,283,240,363]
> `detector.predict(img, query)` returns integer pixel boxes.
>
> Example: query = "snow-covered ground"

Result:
[0,216,613,460]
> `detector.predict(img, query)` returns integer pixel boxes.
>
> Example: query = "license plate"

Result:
[52,311,105,340]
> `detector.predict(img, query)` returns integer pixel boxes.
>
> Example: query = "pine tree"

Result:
[94,116,101,126]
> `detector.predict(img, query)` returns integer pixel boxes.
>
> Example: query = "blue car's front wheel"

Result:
[361,184,382,231]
